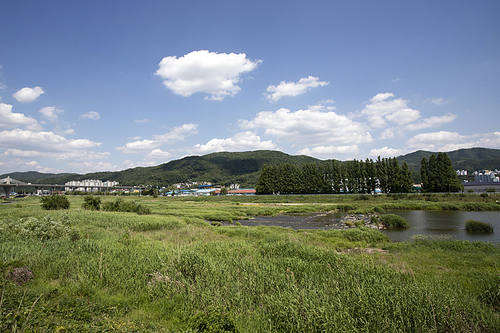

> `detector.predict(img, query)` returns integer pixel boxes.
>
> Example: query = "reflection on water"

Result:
[381,210,500,243]
[235,211,500,243]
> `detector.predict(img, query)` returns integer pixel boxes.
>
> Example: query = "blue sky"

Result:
[1,0,499,175]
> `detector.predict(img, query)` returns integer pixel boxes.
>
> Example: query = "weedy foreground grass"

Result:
[0,195,499,332]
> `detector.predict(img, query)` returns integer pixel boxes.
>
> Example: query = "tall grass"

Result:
[1,195,499,331]
[465,219,494,233]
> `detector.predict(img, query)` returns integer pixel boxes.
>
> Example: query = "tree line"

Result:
[255,157,414,195]
[256,152,463,195]
[420,152,463,192]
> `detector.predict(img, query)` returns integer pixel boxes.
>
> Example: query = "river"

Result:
[234,211,500,243]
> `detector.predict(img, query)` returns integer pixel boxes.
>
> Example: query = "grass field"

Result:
[1,194,499,332]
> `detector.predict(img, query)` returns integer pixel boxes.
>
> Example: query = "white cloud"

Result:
[190,131,276,154]
[117,123,198,154]
[117,139,158,154]
[240,104,372,146]
[121,160,157,169]
[358,93,421,128]
[427,97,449,105]
[135,118,150,123]
[475,131,500,148]
[0,103,38,129]
[12,86,45,103]
[79,111,101,120]
[405,113,457,131]
[0,128,101,153]
[379,128,395,139]
[155,50,261,101]
[406,131,469,151]
[297,145,359,157]
[68,161,119,172]
[405,131,500,152]
[152,123,198,143]
[385,108,421,125]
[265,76,329,102]
[146,149,172,159]
[39,106,64,122]
[368,147,406,158]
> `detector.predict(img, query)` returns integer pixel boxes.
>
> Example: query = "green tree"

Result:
[427,154,438,192]
[401,161,413,193]
[420,157,429,192]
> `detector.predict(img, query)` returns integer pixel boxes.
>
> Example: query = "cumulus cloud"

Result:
[68,161,119,172]
[117,123,198,154]
[0,103,38,130]
[39,106,64,122]
[12,86,45,103]
[146,149,172,159]
[79,111,101,120]
[405,131,500,152]
[297,145,359,157]
[155,50,261,101]
[190,131,276,154]
[358,93,422,128]
[368,147,406,158]
[240,104,372,146]
[0,128,101,153]
[152,123,198,143]
[406,131,469,151]
[122,160,157,169]
[405,113,457,131]
[265,76,329,102]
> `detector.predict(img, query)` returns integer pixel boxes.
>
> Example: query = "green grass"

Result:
[0,195,499,332]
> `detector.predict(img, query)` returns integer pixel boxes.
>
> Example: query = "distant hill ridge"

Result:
[1,147,499,187]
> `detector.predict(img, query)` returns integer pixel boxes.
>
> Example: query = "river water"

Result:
[234,211,500,243]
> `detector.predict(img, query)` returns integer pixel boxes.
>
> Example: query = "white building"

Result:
[456,170,467,176]
[473,170,499,182]
[65,179,119,192]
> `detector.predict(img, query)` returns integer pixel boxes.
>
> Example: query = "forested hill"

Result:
[397,148,500,173]
[3,150,322,188]
[2,148,499,187]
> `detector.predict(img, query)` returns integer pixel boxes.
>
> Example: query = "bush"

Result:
[40,194,70,210]
[379,214,410,229]
[81,195,101,211]
[486,187,496,193]
[465,219,494,233]
[481,193,489,198]
[101,198,151,214]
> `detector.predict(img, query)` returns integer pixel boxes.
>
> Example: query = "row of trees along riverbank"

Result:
[256,157,414,195]
[420,152,463,192]
[256,153,462,195]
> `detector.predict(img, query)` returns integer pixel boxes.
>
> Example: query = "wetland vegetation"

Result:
[1,193,499,332]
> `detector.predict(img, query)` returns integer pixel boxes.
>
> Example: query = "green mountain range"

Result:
[2,148,499,188]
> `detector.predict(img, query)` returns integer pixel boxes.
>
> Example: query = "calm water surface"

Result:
[235,211,500,243]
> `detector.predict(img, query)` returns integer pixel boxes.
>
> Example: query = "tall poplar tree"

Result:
[420,157,429,192]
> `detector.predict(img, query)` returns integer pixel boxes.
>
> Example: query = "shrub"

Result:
[465,219,494,233]
[481,193,489,198]
[101,198,151,214]
[379,214,410,229]
[486,187,496,193]
[82,195,101,211]
[40,194,70,210]
[235,222,242,226]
